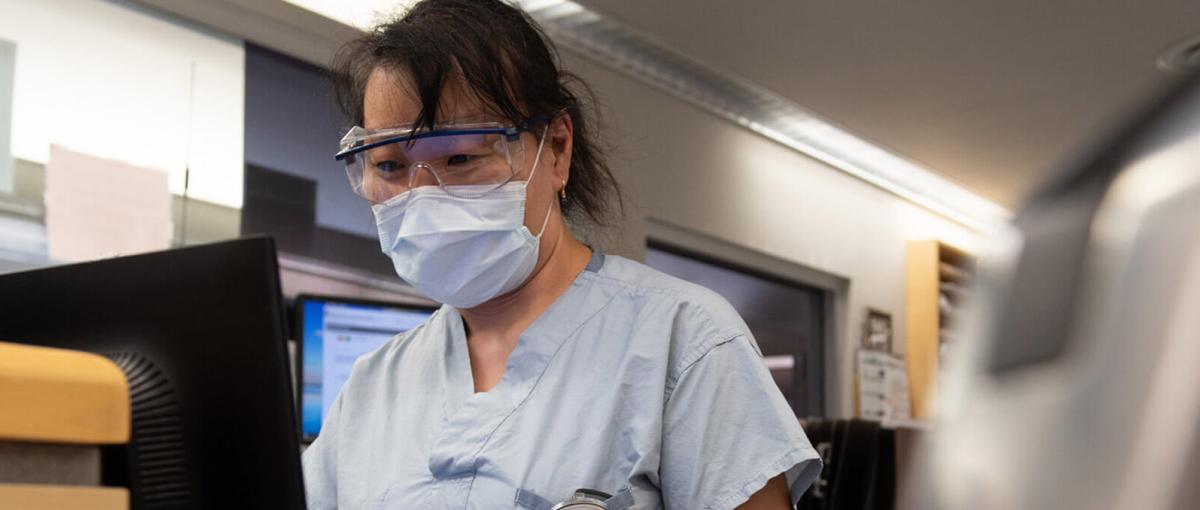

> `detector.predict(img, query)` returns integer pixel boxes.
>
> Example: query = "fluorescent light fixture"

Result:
[281,0,414,30]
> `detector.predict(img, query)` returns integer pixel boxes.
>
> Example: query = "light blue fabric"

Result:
[302,251,821,509]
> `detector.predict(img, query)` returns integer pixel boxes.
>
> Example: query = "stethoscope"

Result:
[551,488,612,509]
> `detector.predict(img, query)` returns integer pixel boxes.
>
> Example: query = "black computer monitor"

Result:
[295,294,436,441]
[0,236,305,509]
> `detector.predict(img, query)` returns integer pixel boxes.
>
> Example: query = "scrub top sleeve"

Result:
[301,391,344,510]
[659,335,822,510]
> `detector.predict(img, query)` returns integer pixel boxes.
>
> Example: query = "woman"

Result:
[302,0,820,508]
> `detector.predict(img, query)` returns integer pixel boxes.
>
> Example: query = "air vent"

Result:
[1158,35,1200,73]
[107,352,194,508]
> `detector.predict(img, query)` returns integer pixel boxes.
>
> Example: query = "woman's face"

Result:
[362,66,573,264]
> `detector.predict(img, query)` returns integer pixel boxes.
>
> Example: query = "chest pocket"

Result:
[605,487,634,509]
[514,488,553,510]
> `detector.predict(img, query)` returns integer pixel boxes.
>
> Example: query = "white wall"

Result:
[0,0,244,208]
[564,53,984,418]
[0,39,13,193]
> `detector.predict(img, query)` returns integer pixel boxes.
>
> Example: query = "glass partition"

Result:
[0,0,244,273]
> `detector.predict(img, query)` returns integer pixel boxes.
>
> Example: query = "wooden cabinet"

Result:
[905,240,974,419]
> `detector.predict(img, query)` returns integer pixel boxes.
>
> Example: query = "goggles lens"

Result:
[338,125,527,203]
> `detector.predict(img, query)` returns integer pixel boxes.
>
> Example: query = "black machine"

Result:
[0,236,305,509]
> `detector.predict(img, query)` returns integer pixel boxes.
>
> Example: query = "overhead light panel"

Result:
[280,0,413,30]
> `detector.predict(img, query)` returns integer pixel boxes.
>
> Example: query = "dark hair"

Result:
[330,0,622,225]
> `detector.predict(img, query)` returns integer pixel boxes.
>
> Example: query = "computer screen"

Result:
[297,295,436,439]
[0,237,305,509]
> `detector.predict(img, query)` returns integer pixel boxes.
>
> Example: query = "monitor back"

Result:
[0,236,305,509]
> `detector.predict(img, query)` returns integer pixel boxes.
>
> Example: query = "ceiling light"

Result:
[281,0,413,30]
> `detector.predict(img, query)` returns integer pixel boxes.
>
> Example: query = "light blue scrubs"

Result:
[302,251,821,509]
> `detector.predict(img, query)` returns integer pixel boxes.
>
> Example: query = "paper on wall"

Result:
[45,145,171,262]
[857,349,912,421]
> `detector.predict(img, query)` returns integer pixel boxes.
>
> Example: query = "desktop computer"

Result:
[0,236,306,509]
[294,294,435,440]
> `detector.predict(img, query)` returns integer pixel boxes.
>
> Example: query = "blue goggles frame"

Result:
[333,112,556,162]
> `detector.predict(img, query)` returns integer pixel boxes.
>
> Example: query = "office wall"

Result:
[561,53,984,418]
[0,0,244,208]
[0,38,13,194]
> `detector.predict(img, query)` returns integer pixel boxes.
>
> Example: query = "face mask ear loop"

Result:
[525,126,549,185]
[527,126,555,239]
[533,192,555,238]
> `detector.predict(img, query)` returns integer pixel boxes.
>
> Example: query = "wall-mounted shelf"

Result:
[905,240,975,419]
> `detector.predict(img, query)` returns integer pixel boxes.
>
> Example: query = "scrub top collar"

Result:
[432,249,615,478]
[584,249,606,272]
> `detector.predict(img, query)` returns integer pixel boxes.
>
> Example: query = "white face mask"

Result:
[371,132,553,308]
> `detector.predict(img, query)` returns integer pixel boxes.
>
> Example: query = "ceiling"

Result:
[574,0,1200,207]
[137,0,1200,210]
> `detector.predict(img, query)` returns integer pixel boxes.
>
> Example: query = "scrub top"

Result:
[302,251,821,509]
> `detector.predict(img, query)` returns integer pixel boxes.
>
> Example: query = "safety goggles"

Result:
[335,117,547,203]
